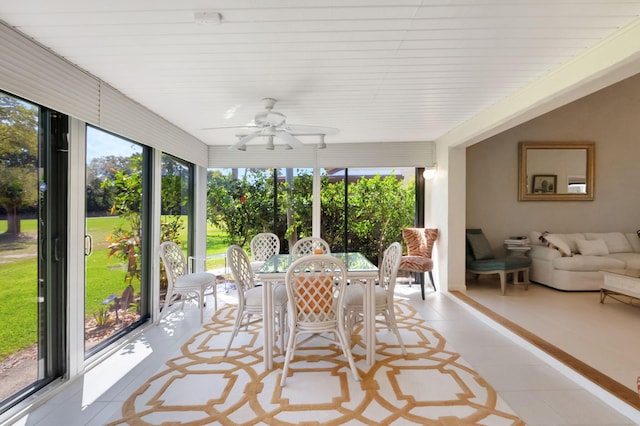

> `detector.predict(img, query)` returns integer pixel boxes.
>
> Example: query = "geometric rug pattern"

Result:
[108,300,524,425]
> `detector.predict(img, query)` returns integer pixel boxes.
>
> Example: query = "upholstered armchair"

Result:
[399,228,438,300]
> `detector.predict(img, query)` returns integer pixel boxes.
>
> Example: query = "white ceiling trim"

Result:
[437,17,640,149]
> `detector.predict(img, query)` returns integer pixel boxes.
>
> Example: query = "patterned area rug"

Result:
[108,301,524,425]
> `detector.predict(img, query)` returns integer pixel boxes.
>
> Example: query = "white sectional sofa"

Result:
[528,231,640,291]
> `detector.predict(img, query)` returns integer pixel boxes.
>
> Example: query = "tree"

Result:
[348,174,414,264]
[0,95,38,236]
[207,169,273,247]
[279,171,313,248]
[86,155,137,215]
[102,154,144,285]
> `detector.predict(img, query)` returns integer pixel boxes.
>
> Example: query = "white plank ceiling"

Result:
[1,0,640,148]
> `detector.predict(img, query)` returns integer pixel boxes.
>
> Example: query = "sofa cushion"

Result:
[529,230,546,246]
[559,233,585,253]
[625,233,640,253]
[544,234,573,257]
[576,239,609,256]
[584,232,632,254]
[529,244,561,261]
[608,253,640,269]
[552,255,625,272]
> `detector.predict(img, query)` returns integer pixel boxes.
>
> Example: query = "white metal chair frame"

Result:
[280,255,359,387]
[158,241,217,324]
[344,242,406,354]
[290,236,331,255]
[223,245,288,357]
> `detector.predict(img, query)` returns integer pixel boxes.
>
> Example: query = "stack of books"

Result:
[504,236,531,254]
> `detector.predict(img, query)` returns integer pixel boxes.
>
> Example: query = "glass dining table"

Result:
[256,252,379,370]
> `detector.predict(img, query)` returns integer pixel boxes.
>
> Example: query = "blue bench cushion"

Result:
[468,256,531,272]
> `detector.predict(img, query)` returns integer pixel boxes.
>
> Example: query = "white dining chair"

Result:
[280,254,359,386]
[158,241,217,324]
[290,236,331,255]
[250,232,280,273]
[343,242,406,354]
[223,245,288,357]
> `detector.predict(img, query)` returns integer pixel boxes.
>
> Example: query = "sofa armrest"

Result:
[529,244,561,261]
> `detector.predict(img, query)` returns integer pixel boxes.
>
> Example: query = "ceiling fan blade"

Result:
[284,124,340,135]
[202,125,259,131]
[229,131,261,150]
[275,131,304,148]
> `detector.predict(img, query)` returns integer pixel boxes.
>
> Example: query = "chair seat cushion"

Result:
[245,284,288,307]
[399,255,433,272]
[174,272,216,289]
[250,261,265,273]
[343,285,387,306]
[468,256,531,272]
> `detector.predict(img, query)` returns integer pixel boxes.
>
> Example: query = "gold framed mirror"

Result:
[518,141,595,201]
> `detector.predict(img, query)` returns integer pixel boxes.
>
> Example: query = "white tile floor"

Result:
[4,280,640,426]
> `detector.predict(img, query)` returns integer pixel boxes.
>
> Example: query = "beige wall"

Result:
[466,72,640,256]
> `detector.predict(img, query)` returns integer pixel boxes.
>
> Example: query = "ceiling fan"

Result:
[204,98,339,151]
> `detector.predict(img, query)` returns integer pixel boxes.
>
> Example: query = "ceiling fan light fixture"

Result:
[212,98,338,151]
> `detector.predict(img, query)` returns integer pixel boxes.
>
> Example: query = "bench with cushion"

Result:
[466,228,530,295]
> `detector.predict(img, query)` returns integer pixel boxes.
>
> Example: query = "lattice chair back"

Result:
[288,259,341,326]
[250,233,280,262]
[160,241,188,289]
[226,245,256,307]
[291,236,331,255]
[379,242,402,294]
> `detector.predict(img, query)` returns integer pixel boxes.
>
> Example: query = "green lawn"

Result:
[0,216,230,359]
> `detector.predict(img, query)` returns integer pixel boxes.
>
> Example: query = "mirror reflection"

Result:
[518,142,595,201]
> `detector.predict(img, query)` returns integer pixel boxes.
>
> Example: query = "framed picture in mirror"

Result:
[532,175,557,194]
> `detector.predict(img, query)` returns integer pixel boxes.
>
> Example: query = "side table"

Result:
[504,236,531,257]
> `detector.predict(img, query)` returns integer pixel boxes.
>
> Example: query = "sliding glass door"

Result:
[205,166,416,267]
[321,167,415,264]
[85,126,147,357]
[0,93,66,411]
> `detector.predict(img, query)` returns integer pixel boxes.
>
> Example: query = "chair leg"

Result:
[498,271,507,295]
[278,307,287,353]
[213,284,218,312]
[420,276,425,300]
[387,308,406,355]
[224,311,245,357]
[428,271,436,292]
[280,329,298,387]
[335,329,360,382]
